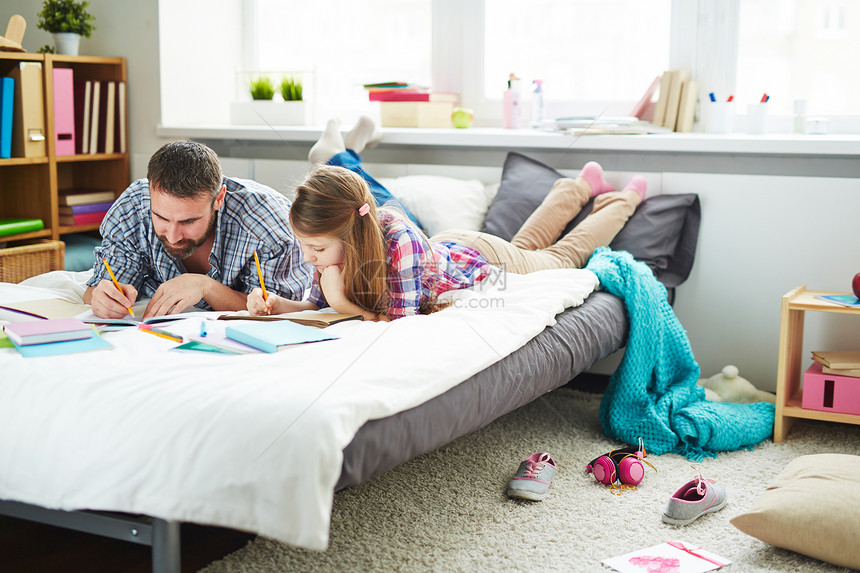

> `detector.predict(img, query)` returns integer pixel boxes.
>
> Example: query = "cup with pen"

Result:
[747,93,769,134]
[705,92,734,134]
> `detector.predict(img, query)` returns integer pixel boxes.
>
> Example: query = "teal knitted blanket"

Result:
[585,247,774,461]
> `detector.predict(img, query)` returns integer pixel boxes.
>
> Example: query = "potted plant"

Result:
[231,73,309,126]
[37,0,96,56]
[279,76,303,102]
[249,76,275,101]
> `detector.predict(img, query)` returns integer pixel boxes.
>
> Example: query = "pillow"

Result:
[481,152,700,288]
[730,453,860,570]
[379,175,498,237]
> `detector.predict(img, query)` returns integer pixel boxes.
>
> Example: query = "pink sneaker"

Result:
[662,469,728,525]
[506,452,557,501]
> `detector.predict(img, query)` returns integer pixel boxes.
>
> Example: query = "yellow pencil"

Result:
[102,258,135,318]
[253,250,268,301]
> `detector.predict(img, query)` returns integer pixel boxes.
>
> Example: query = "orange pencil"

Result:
[253,250,268,301]
[102,258,135,318]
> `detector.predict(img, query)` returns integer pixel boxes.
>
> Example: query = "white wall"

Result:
[158,0,243,127]
[670,172,860,390]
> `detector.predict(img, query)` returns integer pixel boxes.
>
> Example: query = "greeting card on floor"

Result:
[602,541,730,573]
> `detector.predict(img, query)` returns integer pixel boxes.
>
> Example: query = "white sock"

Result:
[308,118,345,164]
[344,115,382,154]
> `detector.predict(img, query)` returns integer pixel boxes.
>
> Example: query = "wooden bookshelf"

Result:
[0,53,128,280]
[773,286,860,442]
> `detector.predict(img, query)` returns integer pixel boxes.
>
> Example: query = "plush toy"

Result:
[698,365,776,404]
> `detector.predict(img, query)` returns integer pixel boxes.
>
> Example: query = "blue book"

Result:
[224,320,338,353]
[10,331,113,357]
[816,294,860,308]
[0,77,14,158]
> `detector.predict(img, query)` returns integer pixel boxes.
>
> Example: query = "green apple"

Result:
[451,107,474,129]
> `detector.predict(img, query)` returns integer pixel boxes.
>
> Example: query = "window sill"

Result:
[157,124,860,157]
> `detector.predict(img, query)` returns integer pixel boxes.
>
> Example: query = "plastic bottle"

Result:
[793,100,807,134]
[530,80,544,128]
[503,73,522,129]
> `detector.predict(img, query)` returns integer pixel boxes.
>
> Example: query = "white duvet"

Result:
[0,268,597,550]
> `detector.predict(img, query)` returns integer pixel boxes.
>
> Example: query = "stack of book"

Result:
[635,70,699,133]
[58,188,116,227]
[72,77,127,155]
[3,317,112,357]
[365,82,459,128]
[812,350,860,378]
[5,318,94,346]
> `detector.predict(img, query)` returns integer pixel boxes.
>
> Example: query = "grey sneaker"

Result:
[506,452,557,501]
[662,470,728,525]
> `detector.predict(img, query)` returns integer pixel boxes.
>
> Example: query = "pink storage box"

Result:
[802,362,860,415]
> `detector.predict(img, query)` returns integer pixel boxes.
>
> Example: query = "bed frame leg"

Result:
[151,518,181,573]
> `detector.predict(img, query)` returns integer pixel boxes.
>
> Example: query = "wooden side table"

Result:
[774,285,860,442]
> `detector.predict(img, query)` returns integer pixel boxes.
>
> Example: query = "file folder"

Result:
[52,68,76,156]
[9,62,46,157]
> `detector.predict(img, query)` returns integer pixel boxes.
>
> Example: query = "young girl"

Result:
[246,157,646,321]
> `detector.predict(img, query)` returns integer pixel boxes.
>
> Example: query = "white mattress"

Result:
[0,268,597,549]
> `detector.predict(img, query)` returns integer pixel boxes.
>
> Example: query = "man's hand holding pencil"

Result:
[88,258,139,319]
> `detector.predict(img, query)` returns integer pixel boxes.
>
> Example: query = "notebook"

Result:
[4,318,93,346]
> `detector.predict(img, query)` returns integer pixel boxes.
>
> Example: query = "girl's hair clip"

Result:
[358,202,370,217]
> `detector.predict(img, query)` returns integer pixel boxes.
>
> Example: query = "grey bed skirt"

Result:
[336,290,628,490]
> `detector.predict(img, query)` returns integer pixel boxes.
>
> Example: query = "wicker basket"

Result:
[0,240,66,283]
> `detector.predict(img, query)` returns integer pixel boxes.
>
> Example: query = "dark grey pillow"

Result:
[481,152,700,288]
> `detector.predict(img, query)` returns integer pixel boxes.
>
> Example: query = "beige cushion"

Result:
[731,453,860,569]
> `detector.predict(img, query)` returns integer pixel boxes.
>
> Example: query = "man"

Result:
[84,140,313,319]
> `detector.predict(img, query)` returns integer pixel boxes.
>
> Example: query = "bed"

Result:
[0,152,700,572]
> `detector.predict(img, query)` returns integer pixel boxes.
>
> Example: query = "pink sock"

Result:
[579,161,615,196]
[623,175,647,201]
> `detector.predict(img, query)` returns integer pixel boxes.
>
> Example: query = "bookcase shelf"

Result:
[0,156,49,166]
[0,54,128,279]
[773,285,860,442]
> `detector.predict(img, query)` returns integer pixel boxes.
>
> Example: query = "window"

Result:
[251,0,432,122]
[161,0,859,132]
[737,0,860,117]
[483,1,671,109]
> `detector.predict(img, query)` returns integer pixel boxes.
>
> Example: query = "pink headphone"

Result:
[586,444,647,486]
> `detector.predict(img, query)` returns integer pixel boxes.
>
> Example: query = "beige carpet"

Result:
[201,388,860,572]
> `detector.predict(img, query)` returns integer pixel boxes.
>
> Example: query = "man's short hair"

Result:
[147,141,223,199]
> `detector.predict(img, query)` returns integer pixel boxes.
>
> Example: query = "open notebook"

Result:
[219,310,363,328]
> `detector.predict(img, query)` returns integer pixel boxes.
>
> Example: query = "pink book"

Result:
[369,90,458,103]
[52,68,76,156]
[59,210,109,226]
[4,318,93,346]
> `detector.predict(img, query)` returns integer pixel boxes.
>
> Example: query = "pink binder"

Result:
[52,68,76,156]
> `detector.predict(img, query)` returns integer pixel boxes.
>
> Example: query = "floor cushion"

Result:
[731,453,860,570]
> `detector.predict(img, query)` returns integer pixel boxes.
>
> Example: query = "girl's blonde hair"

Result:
[290,165,389,315]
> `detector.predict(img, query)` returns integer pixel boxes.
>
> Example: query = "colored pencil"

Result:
[253,250,268,301]
[102,258,135,318]
[139,327,183,343]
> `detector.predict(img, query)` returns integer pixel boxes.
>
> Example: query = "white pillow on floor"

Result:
[377,176,499,237]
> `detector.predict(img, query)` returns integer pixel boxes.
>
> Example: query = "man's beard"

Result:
[157,211,217,260]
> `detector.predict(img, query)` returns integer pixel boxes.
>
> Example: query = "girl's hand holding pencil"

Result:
[247,287,279,316]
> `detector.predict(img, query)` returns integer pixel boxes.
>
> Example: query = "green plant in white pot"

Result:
[37,0,96,56]
[231,73,309,126]
[249,76,275,101]
[279,76,303,102]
